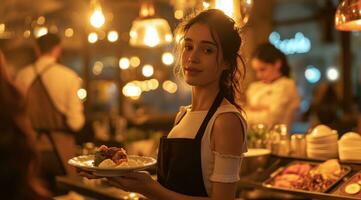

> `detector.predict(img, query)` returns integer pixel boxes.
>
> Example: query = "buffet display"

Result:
[244,124,361,199]
[263,159,351,193]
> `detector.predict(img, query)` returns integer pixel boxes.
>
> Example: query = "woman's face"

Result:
[181,23,227,87]
[251,58,281,83]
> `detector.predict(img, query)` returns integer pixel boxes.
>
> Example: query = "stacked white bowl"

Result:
[339,132,361,161]
[306,125,338,159]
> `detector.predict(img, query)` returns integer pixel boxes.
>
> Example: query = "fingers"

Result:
[78,171,99,179]
[119,171,150,179]
[107,177,132,191]
[76,168,101,179]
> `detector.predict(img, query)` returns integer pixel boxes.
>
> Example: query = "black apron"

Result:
[157,91,224,197]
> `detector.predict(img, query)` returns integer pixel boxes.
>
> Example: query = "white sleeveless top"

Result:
[168,104,248,195]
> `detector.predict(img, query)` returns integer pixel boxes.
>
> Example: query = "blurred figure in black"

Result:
[0,49,51,199]
[303,82,357,134]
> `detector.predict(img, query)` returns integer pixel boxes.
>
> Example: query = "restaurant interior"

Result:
[1,0,361,199]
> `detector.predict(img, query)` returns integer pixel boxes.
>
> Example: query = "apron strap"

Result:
[195,91,224,142]
[30,63,72,132]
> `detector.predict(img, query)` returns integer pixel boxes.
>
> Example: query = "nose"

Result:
[188,48,200,64]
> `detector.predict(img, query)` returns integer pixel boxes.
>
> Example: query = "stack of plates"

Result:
[339,132,361,161]
[306,125,338,159]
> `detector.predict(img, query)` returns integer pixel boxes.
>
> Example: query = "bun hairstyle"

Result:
[174,9,246,110]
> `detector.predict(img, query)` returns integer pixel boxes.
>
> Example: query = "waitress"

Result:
[245,43,300,129]
[81,9,248,200]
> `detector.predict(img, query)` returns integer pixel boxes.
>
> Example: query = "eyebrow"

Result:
[184,38,217,47]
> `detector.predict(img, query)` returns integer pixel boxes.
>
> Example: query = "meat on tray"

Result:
[269,159,345,192]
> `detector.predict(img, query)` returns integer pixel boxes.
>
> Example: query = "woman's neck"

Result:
[191,85,219,111]
[270,73,284,83]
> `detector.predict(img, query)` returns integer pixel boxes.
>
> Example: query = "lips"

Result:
[183,67,202,75]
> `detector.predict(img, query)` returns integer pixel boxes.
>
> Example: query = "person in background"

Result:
[245,43,300,129]
[80,9,247,200]
[15,33,85,176]
[0,49,50,200]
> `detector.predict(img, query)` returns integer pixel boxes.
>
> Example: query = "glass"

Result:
[247,124,268,148]
[269,124,290,155]
[290,133,306,157]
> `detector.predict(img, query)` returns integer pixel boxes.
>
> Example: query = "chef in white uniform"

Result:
[245,43,300,129]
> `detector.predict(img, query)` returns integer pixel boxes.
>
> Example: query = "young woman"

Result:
[81,9,247,200]
[245,43,300,129]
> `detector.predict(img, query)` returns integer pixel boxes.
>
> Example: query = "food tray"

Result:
[337,171,361,198]
[262,160,351,194]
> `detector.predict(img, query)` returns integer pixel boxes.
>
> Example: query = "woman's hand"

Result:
[76,168,101,179]
[107,171,157,195]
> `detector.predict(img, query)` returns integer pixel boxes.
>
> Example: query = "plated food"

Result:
[264,159,350,193]
[68,145,157,177]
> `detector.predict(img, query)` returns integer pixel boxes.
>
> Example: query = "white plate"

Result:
[244,148,271,157]
[68,155,157,177]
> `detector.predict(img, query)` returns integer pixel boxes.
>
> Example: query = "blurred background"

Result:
[0,0,360,145]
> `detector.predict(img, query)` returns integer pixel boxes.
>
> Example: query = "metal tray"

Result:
[262,160,351,194]
[336,170,361,198]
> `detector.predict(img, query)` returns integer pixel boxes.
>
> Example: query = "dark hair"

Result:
[174,9,246,110]
[0,50,50,200]
[36,33,61,54]
[252,43,290,77]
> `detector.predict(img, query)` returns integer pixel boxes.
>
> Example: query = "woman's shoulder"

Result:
[211,108,246,155]
[277,76,296,85]
[215,100,246,128]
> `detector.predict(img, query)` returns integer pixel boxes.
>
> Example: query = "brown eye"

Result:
[203,48,213,54]
[184,44,193,51]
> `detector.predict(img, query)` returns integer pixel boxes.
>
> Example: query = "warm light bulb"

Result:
[162,52,174,65]
[88,32,98,43]
[148,79,159,90]
[65,28,74,38]
[119,57,130,69]
[142,64,154,77]
[130,56,141,68]
[77,88,87,100]
[90,7,105,28]
[107,30,119,42]
[92,61,104,75]
[174,10,184,19]
[34,27,48,38]
[23,30,31,38]
[122,83,142,98]
[215,0,234,18]
[144,26,160,47]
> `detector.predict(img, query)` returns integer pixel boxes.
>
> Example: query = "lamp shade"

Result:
[335,0,361,31]
[129,17,173,48]
[129,2,173,48]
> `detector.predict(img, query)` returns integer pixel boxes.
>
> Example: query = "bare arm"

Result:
[210,112,244,200]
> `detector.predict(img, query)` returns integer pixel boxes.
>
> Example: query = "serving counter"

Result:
[238,154,361,200]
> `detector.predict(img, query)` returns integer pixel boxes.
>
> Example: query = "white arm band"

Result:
[209,151,244,183]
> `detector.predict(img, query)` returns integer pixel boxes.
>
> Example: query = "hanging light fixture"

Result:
[335,0,361,31]
[90,0,105,28]
[207,0,253,28]
[129,2,173,48]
